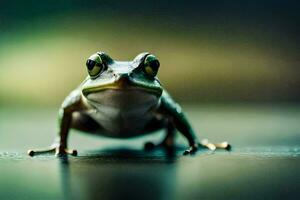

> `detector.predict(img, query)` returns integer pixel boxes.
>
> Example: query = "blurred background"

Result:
[0,0,299,107]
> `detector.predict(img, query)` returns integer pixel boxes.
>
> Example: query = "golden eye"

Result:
[86,54,105,78]
[143,54,160,77]
[145,66,155,76]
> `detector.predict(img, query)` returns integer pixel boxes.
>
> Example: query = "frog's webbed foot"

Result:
[199,139,231,151]
[28,144,77,157]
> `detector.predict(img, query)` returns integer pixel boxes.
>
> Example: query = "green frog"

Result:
[28,52,230,156]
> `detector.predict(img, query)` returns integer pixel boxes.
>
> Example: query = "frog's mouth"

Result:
[82,81,162,97]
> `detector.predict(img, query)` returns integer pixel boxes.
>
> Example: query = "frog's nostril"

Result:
[119,73,129,79]
[117,73,130,87]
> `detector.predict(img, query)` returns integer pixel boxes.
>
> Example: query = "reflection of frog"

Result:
[28,52,230,156]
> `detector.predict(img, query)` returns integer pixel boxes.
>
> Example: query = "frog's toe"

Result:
[27,147,56,157]
[200,139,231,151]
[28,145,78,157]
[55,148,78,157]
[183,144,198,155]
[27,150,35,156]
[225,143,232,151]
[214,141,231,150]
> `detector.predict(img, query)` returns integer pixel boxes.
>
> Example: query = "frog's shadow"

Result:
[71,145,214,164]
[80,146,182,163]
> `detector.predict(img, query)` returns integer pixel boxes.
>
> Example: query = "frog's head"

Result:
[81,52,163,105]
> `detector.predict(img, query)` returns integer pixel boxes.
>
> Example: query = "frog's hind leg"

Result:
[144,121,176,151]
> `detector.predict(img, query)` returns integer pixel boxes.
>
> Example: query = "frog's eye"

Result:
[86,54,105,78]
[143,54,160,77]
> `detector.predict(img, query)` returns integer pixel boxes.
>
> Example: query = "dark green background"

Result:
[0,0,299,106]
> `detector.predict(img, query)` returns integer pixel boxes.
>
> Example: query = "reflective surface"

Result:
[0,104,300,199]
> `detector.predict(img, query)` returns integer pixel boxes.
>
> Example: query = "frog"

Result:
[28,52,230,156]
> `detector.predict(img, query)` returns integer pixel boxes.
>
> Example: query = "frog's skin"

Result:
[28,52,230,156]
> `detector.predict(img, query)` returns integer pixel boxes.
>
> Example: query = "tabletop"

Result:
[1,104,299,200]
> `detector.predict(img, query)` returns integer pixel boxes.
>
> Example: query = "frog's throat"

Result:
[82,82,162,97]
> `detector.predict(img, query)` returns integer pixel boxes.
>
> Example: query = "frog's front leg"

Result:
[28,89,86,157]
[163,105,231,155]
[159,91,231,155]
